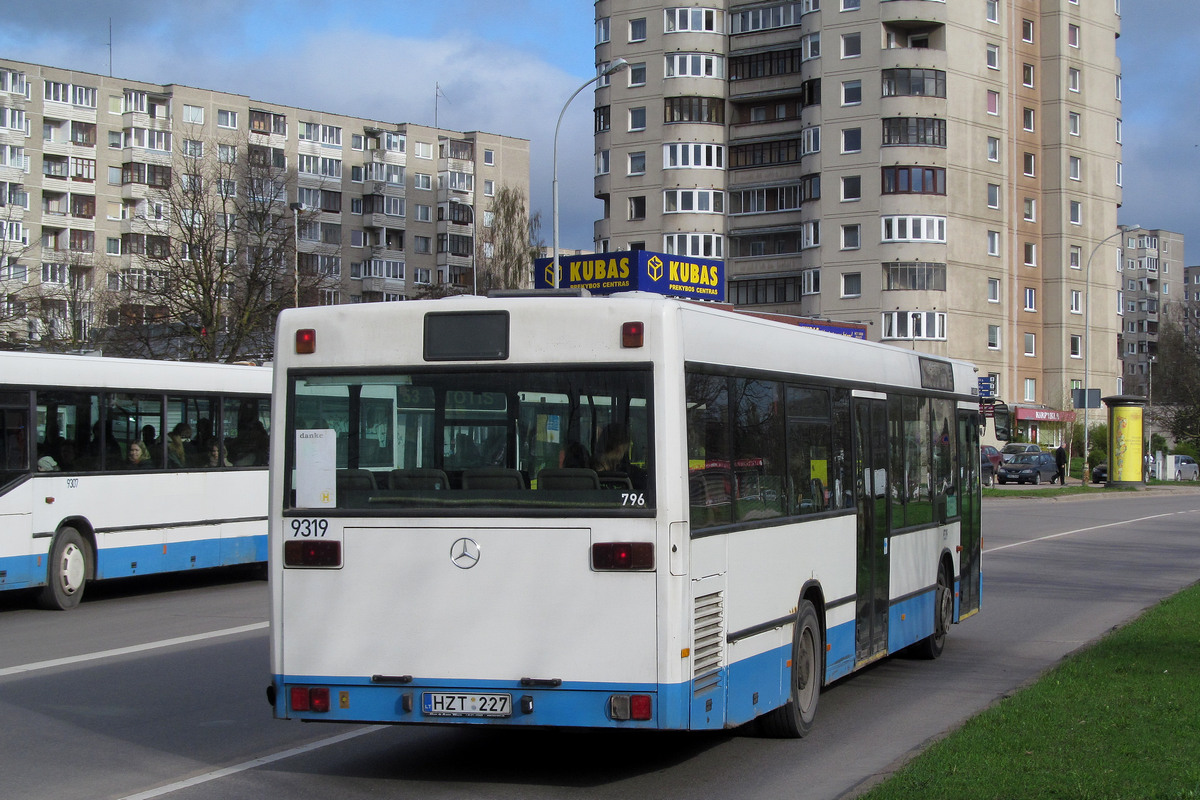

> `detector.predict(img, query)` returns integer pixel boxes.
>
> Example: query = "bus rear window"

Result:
[287,368,653,513]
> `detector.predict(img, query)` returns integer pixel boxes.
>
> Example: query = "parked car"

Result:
[1000,442,1042,463]
[1173,455,1199,481]
[1091,462,1108,483]
[996,452,1057,485]
[980,445,1001,486]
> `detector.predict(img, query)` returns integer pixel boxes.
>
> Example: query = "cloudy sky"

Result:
[1,1,1196,261]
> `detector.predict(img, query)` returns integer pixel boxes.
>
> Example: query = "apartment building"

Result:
[0,58,529,351]
[1117,228,1183,395]
[1184,263,1200,341]
[593,0,1125,426]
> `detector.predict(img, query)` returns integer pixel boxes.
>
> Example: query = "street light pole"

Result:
[552,58,628,289]
[289,202,303,308]
[1083,223,1139,480]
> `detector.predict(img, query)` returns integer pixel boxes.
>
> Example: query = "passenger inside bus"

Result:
[593,422,646,490]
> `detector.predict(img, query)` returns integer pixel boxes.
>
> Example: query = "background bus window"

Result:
[931,398,957,520]
[686,373,731,529]
[224,397,270,467]
[109,393,164,469]
[37,391,102,472]
[2,394,29,484]
[786,385,833,515]
[733,378,786,521]
[890,395,933,528]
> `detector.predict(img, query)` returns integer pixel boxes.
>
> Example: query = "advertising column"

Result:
[1103,396,1146,487]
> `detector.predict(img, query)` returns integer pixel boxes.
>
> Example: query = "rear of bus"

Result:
[269,296,686,729]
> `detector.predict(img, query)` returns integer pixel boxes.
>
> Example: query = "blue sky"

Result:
[1,0,1196,261]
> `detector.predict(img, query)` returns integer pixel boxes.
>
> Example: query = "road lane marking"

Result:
[0,622,268,678]
[984,509,1197,554]
[118,726,387,800]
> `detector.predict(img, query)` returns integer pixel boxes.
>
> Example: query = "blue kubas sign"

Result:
[534,251,725,302]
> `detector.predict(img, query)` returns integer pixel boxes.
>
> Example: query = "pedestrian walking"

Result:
[1054,444,1067,485]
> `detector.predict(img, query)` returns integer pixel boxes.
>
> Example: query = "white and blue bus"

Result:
[0,351,271,609]
[269,294,984,736]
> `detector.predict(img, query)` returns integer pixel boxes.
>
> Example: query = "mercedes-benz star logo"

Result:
[450,537,481,569]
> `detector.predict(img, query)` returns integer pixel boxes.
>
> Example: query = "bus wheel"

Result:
[758,600,821,738]
[915,564,953,660]
[37,527,90,611]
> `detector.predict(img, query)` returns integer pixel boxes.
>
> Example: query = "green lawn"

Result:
[858,583,1200,800]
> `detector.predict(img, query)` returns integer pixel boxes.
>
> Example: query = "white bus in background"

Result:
[269,294,985,736]
[0,352,271,609]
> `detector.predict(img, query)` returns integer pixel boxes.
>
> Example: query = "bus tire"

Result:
[37,527,90,611]
[915,563,953,660]
[758,600,821,738]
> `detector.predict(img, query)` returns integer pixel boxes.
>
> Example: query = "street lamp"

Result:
[1083,223,1139,478]
[289,202,303,308]
[552,57,628,289]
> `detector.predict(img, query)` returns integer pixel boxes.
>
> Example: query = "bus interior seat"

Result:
[538,467,601,490]
[462,467,526,490]
[337,469,377,492]
[598,471,633,491]
[388,468,449,490]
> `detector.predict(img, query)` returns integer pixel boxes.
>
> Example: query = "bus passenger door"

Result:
[853,398,889,664]
[956,412,982,617]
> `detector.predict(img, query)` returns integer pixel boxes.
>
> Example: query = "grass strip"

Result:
[858,583,1200,800]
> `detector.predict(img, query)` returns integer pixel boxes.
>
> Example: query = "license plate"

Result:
[422,692,512,717]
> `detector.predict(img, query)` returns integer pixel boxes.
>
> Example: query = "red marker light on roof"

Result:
[296,328,316,354]
[622,321,644,348]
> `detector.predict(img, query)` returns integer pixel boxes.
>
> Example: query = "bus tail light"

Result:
[621,321,644,348]
[609,694,652,721]
[284,539,342,567]
[290,686,330,712]
[296,328,317,354]
[592,542,653,571]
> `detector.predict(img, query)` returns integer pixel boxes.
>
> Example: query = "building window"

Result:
[217,109,237,129]
[1070,201,1083,225]
[1022,63,1035,87]
[1024,287,1037,311]
[1069,112,1081,136]
[881,69,947,98]
[1070,335,1082,358]
[629,196,646,221]
[842,32,861,58]
[987,137,1000,162]
[881,117,946,148]
[841,224,860,250]
[884,262,946,291]
[664,189,724,213]
[987,90,1000,116]
[841,175,861,201]
[1024,378,1036,402]
[1024,333,1036,357]
[666,7,720,33]
[987,183,1000,209]
[1070,245,1082,269]
[663,142,724,169]
[842,127,861,153]
[483,149,495,165]
[842,272,861,297]
[1071,290,1083,313]
[1068,24,1080,48]
[882,311,947,341]
[1068,68,1081,92]
[1023,107,1035,131]
[1024,243,1037,267]
[630,17,647,42]
[596,17,610,44]
[842,80,862,106]
[629,107,647,132]
[881,215,947,244]
[664,96,725,124]
[629,63,647,87]
[183,104,204,124]
[596,150,610,176]
[881,166,946,195]
[988,230,1001,256]
[1023,153,1036,177]
[986,44,1000,70]
[665,53,725,79]
[629,151,646,175]
[988,325,1001,350]
[988,277,1000,302]
[986,0,999,22]
[595,106,611,133]
[1022,19,1034,42]
[1023,198,1036,221]
[1069,156,1082,181]
[663,232,723,258]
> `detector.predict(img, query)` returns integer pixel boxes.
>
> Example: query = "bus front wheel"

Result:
[37,527,90,610]
[758,599,822,738]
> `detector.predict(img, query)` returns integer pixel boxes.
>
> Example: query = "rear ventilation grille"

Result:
[692,590,725,695]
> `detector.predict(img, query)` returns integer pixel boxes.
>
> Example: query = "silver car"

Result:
[1173,455,1199,481]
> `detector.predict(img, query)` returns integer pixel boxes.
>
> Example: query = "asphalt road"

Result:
[2,489,1198,800]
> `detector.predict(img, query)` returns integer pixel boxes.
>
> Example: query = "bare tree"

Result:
[0,196,36,347]
[1152,319,1200,451]
[476,185,541,293]
[105,128,334,361]
[24,250,122,353]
